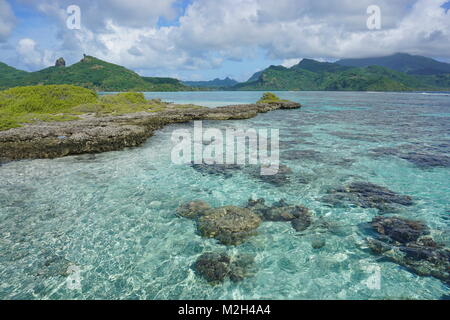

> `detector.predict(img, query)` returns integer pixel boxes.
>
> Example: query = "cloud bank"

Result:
[3,0,450,78]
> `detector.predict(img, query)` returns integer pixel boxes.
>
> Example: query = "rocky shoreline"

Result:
[0,101,300,161]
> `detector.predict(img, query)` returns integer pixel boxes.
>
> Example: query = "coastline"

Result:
[0,101,300,161]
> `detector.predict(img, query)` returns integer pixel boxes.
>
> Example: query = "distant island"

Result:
[0,55,195,92]
[1,53,449,92]
[183,77,239,89]
[235,53,450,91]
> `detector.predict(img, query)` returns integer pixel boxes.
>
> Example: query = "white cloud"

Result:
[17,38,54,69]
[0,0,16,42]
[281,58,302,68]
[11,0,450,74]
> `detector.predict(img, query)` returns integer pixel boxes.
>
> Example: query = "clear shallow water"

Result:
[0,91,449,300]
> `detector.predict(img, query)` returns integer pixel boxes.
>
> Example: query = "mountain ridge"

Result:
[183,77,238,88]
[2,53,450,92]
[336,53,450,75]
[235,54,450,91]
[0,56,193,92]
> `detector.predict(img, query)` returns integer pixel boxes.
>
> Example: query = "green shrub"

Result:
[257,92,283,104]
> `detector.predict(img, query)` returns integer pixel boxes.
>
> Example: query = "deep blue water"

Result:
[0,91,449,299]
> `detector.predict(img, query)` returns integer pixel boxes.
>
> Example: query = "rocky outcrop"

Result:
[366,216,450,285]
[322,181,413,212]
[177,202,262,246]
[193,252,256,283]
[55,57,66,67]
[370,145,450,168]
[198,206,262,246]
[371,216,429,243]
[253,164,293,186]
[190,162,242,179]
[245,198,312,232]
[0,101,301,161]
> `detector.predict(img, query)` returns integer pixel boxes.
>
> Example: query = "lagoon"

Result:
[0,91,449,299]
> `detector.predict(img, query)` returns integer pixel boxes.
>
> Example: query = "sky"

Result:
[1,0,450,82]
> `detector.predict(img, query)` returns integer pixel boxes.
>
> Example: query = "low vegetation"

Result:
[257,92,289,104]
[0,85,203,131]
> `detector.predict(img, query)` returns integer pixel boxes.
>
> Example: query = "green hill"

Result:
[183,77,239,88]
[336,53,450,75]
[0,62,28,89]
[0,56,193,92]
[234,58,450,91]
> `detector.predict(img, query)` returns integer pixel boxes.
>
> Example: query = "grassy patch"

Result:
[99,92,147,104]
[0,84,97,113]
[0,85,96,130]
[0,85,206,131]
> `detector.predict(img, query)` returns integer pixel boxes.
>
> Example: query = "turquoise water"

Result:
[0,91,449,300]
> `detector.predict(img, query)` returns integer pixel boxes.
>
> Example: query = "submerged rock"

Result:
[291,215,312,232]
[197,206,262,246]
[193,252,256,283]
[366,216,450,285]
[322,181,413,212]
[245,198,312,231]
[370,145,450,169]
[399,153,450,169]
[190,162,242,179]
[193,252,230,283]
[311,236,326,249]
[176,200,211,219]
[35,254,72,278]
[371,216,429,244]
[254,165,293,186]
[281,149,323,162]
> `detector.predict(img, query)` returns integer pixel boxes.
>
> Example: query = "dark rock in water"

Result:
[245,198,311,232]
[193,252,230,283]
[370,145,450,168]
[255,165,293,186]
[322,182,413,212]
[347,182,413,207]
[329,131,383,143]
[327,158,355,168]
[228,253,257,282]
[246,198,310,222]
[193,252,256,283]
[398,152,450,169]
[35,254,72,278]
[55,57,66,67]
[281,149,323,162]
[291,216,312,232]
[371,216,429,244]
[197,206,261,246]
[311,236,326,249]
[176,200,211,219]
[190,161,242,179]
[366,216,450,285]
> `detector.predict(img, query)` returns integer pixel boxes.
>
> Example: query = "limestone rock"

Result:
[55,57,66,67]
[197,206,261,246]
